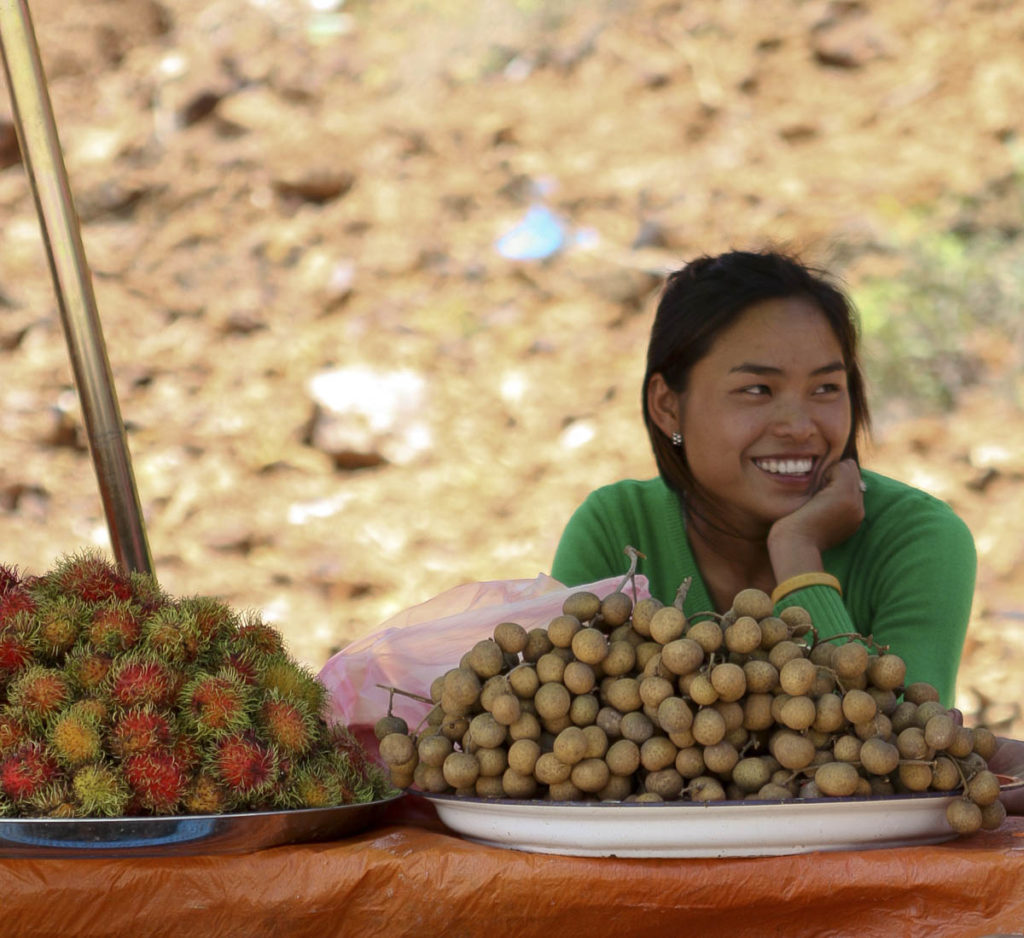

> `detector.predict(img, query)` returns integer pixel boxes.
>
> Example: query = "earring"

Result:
[671,432,683,448]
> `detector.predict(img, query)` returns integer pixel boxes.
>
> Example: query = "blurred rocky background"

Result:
[1,0,1022,733]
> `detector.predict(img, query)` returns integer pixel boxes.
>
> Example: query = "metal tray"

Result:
[0,791,404,859]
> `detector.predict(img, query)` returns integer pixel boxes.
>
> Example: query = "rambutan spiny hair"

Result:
[0,563,22,594]
[49,550,132,605]
[210,731,280,799]
[1,741,60,802]
[179,669,254,738]
[123,748,190,814]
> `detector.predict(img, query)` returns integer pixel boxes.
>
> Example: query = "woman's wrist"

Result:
[767,527,825,582]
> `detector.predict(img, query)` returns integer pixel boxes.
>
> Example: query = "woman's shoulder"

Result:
[578,476,676,510]
[860,469,974,539]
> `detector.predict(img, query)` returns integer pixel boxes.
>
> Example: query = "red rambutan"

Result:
[180,669,253,738]
[123,748,190,814]
[88,600,141,654]
[51,550,132,604]
[0,625,36,679]
[0,585,37,625]
[1,741,60,802]
[211,731,279,798]
[0,708,28,755]
[0,563,21,594]
[104,653,180,709]
[7,665,72,725]
[107,706,174,759]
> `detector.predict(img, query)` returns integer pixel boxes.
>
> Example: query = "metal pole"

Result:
[0,0,153,576]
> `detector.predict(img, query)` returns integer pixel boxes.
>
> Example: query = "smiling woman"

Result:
[551,250,975,709]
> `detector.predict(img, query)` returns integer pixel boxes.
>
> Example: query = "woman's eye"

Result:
[814,382,843,395]
[739,384,770,396]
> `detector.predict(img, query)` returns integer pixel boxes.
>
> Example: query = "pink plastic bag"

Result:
[318,573,650,733]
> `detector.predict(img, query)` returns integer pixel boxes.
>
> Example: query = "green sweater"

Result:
[551,470,976,707]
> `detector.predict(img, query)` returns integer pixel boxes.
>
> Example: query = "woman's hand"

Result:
[989,736,1024,815]
[767,458,866,579]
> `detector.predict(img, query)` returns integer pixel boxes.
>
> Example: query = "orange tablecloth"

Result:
[3,798,1022,938]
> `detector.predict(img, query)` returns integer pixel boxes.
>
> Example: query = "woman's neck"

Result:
[685,509,774,613]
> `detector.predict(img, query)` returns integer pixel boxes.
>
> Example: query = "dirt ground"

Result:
[1,0,1022,735]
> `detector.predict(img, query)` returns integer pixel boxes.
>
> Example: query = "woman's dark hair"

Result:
[642,249,871,500]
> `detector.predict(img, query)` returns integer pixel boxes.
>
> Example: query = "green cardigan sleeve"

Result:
[774,478,976,708]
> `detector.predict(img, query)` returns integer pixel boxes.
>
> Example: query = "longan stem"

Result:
[673,576,692,611]
[812,633,890,654]
[375,683,433,705]
[616,545,646,597]
[687,608,724,624]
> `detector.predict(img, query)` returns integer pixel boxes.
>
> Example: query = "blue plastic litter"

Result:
[495,204,567,260]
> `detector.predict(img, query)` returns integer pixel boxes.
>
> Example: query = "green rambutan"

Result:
[88,600,141,654]
[72,763,131,817]
[69,697,109,724]
[7,665,72,725]
[104,652,181,710]
[259,692,319,757]
[210,731,279,799]
[27,779,76,818]
[1,741,60,802]
[35,594,89,660]
[128,571,170,615]
[258,656,327,717]
[123,747,190,814]
[48,706,104,767]
[141,604,201,665]
[182,771,231,815]
[232,611,287,658]
[325,724,391,802]
[179,668,254,738]
[177,594,238,648]
[107,705,174,759]
[275,756,345,810]
[49,549,132,604]
[64,646,114,695]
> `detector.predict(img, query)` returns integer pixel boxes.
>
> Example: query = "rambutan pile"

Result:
[0,550,390,819]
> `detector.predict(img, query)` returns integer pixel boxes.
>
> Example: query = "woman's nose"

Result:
[771,401,815,439]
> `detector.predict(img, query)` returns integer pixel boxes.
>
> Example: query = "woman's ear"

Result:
[647,373,683,439]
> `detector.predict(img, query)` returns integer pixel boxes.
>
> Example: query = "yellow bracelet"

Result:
[771,572,842,606]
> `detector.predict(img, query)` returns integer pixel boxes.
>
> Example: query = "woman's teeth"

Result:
[755,458,813,475]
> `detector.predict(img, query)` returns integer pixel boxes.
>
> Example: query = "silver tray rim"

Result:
[0,789,405,859]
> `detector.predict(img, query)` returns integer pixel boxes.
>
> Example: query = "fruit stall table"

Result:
[2,798,1021,938]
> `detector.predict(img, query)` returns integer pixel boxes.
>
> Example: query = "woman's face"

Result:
[654,296,852,532]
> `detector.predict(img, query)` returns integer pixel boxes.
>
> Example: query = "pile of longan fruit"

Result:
[375,583,1007,835]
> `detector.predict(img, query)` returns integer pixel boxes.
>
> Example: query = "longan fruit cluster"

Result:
[375,582,1006,835]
